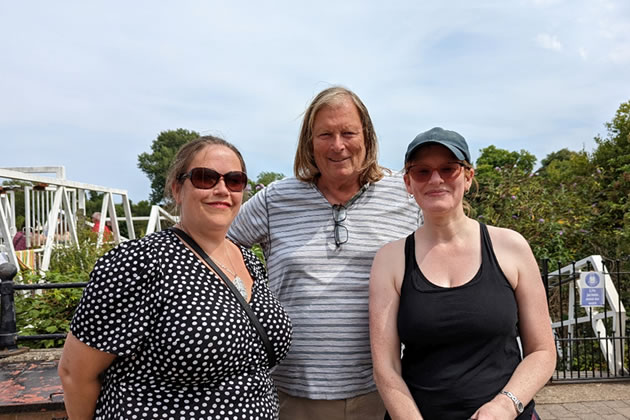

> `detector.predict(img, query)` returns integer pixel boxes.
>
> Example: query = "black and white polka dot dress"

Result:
[71,229,293,419]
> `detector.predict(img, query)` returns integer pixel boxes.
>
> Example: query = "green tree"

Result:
[471,146,602,264]
[538,149,594,186]
[539,148,576,170]
[137,129,200,204]
[248,171,285,196]
[255,171,285,186]
[474,146,537,193]
[476,145,537,173]
[590,100,630,257]
[471,165,587,262]
[1,181,29,230]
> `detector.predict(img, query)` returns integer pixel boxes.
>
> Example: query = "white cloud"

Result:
[578,47,588,60]
[536,33,563,51]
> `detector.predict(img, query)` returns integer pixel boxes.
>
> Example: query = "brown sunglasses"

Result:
[178,167,248,192]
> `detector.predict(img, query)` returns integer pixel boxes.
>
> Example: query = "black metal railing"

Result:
[0,263,87,352]
[542,257,629,383]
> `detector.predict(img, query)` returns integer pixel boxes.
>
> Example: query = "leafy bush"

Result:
[14,227,112,348]
[15,271,86,348]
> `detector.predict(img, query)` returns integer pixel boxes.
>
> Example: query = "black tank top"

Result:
[387,223,535,420]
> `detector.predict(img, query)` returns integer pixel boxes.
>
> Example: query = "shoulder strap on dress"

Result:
[479,222,510,285]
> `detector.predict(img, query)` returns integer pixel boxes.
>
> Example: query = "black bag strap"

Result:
[169,227,277,368]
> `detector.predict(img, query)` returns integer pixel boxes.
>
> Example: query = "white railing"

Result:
[0,167,134,272]
[1,167,180,274]
[145,205,179,235]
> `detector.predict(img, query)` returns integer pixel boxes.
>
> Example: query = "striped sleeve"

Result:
[228,183,272,250]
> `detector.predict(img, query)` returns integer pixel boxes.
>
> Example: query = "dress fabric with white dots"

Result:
[71,229,293,419]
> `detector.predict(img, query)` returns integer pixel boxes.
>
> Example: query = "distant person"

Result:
[12,230,26,250]
[229,86,421,420]
[370,127,556,419]
[91,212,112,240]
[42,213,70,243]
[59,136,293,419]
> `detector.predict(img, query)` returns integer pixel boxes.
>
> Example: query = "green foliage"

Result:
[250,171,285,190]
[475,145,537,173]
[0,181,29,230]
[48,225,114,275]
[591,100,630,258]
[246,172,284,259]
[539,148,575,169]
[251,244,266,265]
[471,101,630,265]
[137,128,200,204]
[246,171,285,202]
[471,166,583,262]
[14,226,111,348]
[254,171,285,186]
[132,200,152,216]
[15,271,86,348]
[474,146,537,192]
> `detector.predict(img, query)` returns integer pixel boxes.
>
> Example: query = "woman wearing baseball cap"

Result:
[369,127,555,419]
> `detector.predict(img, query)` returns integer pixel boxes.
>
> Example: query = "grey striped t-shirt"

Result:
[228,174,421,399]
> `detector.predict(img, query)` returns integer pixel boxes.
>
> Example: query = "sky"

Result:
[1,0,629,203]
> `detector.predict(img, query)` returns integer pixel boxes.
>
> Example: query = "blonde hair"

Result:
[461,161,478,216]
[293,86,385,185]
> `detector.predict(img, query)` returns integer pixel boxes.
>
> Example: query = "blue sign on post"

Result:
[580,271,605,307]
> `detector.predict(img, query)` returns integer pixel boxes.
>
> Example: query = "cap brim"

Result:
[405,141,467,163]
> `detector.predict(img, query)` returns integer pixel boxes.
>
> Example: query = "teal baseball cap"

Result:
[404,127,471,164]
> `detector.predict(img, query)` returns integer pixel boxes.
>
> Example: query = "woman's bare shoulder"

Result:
[486,224,530,251]
[376,235,408,258]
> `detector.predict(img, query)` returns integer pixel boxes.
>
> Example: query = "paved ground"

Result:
[1,349,629,418]
[535,382,630,419]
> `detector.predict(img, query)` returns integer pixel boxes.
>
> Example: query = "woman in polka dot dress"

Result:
[58,136,293,419]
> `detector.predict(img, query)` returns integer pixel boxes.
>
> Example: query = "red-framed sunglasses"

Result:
[178,167,248,192]
[406,162,466,183]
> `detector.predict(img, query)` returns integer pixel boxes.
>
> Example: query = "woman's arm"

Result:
[58,332,117,420]
[471,228,556,420]
[370,241,423,420]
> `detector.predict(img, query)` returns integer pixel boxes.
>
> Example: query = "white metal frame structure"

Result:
[548,255,628,375]
[0,168,136,272]
[145,205,179,235]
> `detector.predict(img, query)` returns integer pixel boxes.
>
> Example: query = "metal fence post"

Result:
[0,262,18,351]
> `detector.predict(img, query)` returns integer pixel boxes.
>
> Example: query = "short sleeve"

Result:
[70,237,160,356]
[228,183,271,248]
